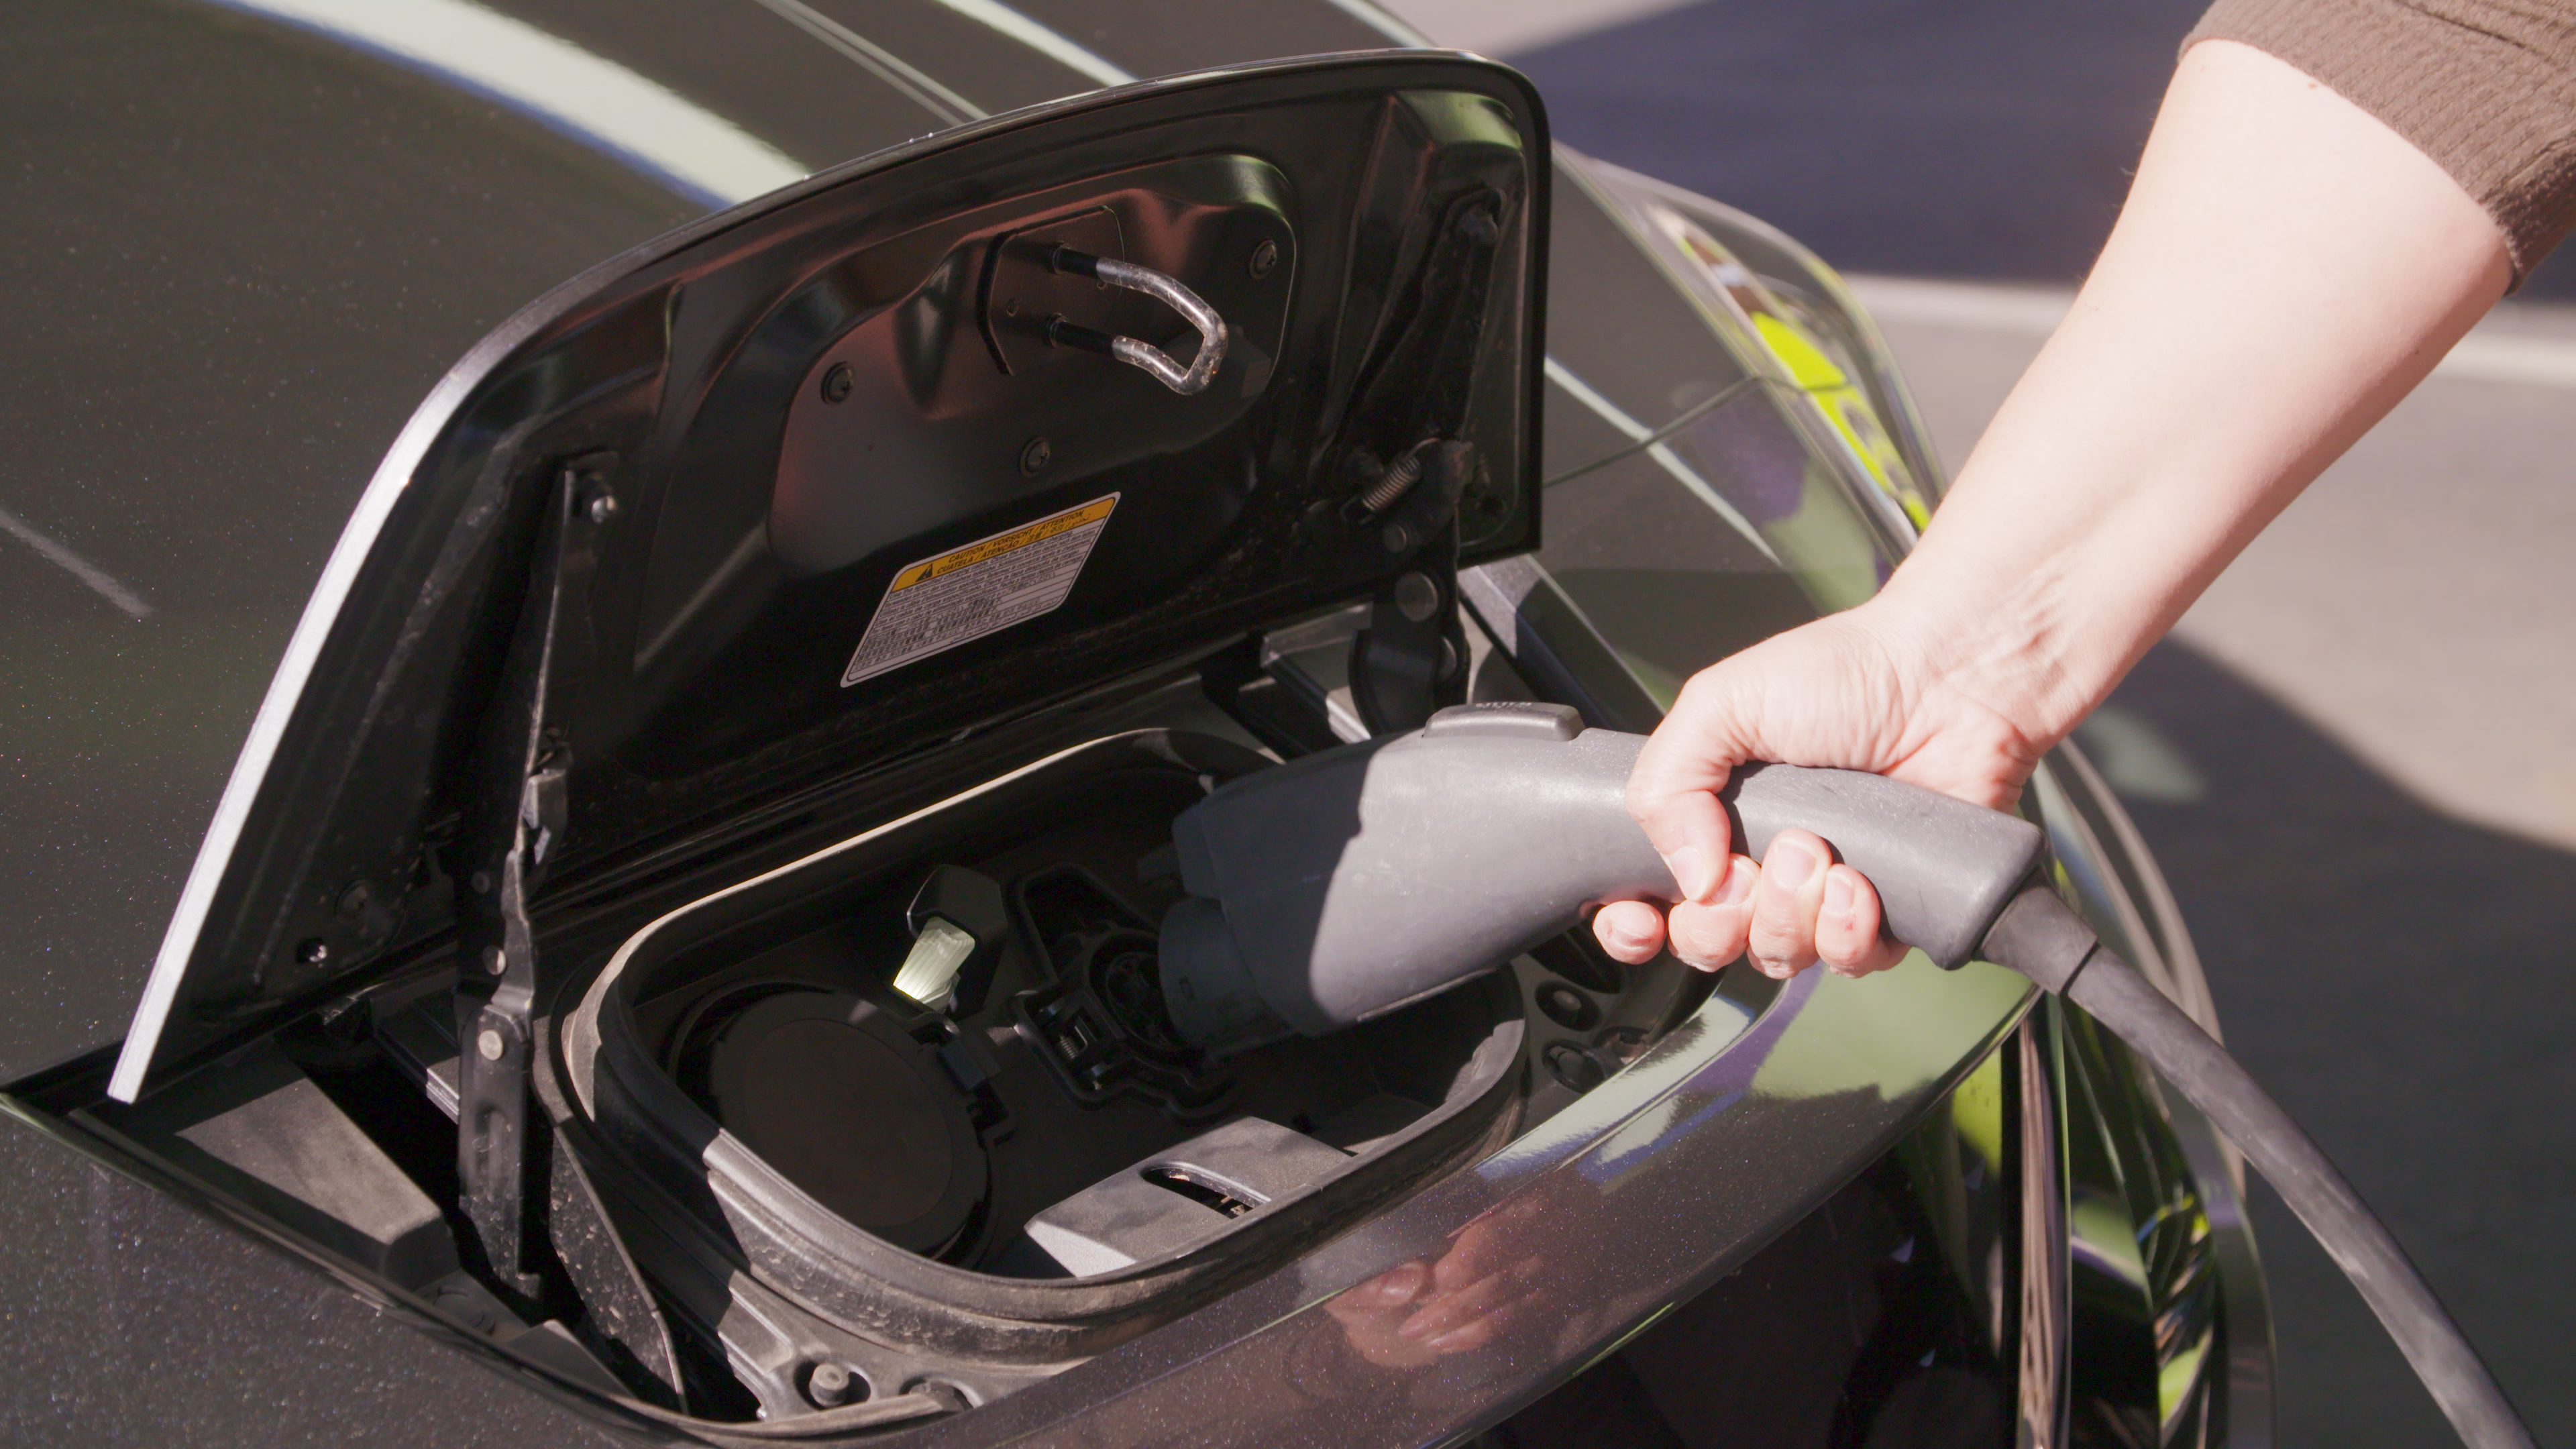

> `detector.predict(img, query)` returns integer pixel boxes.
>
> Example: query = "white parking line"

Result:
[0,504,152,619]
[1846,274,2576,390]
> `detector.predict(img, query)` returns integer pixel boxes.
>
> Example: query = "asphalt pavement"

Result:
[1385,1,2576,1443]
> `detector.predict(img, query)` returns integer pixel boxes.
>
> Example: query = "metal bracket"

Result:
[454,455,612,1303]
[1352,441,1475,734]
[1332,191,1507,735]
[1042,247,1230,395]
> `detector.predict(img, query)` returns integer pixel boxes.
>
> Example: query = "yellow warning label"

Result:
[842,494,1119,687]
[886,496,1117,592]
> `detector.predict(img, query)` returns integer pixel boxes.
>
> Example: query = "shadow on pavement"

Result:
[2107,640,2574,1446]
[1513,0,2576,299]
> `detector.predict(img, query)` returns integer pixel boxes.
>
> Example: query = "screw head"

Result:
[476,1028,506,1062]
[483,945,506,976]
[806,1362,855,1408]
[430,1282,498,1334]
[1536,981,1598,1031]
[1392,571,1440,623]
[1381,521,1412,553]
[1546,1040,1607,1093]
[820,361,855,405]
[585,490,618,524]
[1248,239,1279,279]
[469,870,493,896]
[1019,436,1053,475]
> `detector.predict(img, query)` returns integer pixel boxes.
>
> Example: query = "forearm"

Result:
[1871,38,2510,743]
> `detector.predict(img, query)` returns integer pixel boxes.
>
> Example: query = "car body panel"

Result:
[0,1106,630,1447]
[0,2,2270,1444]
[879,957,2036,1446]
[104,48,1548,1101]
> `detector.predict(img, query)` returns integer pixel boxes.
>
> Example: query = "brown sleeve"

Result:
[2188,0,2576,284]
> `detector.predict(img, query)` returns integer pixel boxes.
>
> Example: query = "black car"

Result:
[3,2,2267,1444]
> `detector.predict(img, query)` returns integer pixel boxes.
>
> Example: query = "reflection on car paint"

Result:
[1482,978,1772,1177]
[1542,358,1779,563]
[875,951,2029,1447]
[0,503,154,620]
[741,0,991,125]
[910,0,1134,86]
[2061,1002,2226,1445]
[1349,1012,2025,1448]
[1566,149,1935,541]
[2028,756,2243,1444]
[1648,203,1935,533]
[1536,450,1824,708]
[1662,384,1897,614]
[1538,168,1766,467]
[210,0,810,207]
[1569,971,1800,1187]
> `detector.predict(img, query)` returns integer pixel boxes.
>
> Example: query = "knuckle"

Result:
[1746,918,1810,970]
[1691,935,1743,971]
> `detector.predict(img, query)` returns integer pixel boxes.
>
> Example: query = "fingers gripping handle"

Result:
[1721,760,2045,971]
[1157,709,2045,1056]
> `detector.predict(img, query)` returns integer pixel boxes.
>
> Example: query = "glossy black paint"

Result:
[1483,1056,2021,1448]
[0,1107,628,1447]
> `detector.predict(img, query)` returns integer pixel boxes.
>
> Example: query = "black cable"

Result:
[1988,886,2536,1449]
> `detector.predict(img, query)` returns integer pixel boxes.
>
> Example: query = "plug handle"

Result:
[1159,706,2044,1055]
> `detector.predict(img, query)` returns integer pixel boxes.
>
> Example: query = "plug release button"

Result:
[1421,702,1582,742]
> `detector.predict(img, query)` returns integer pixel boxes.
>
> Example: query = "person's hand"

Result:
[1324,1200,1549,1366]
[1591,600,2052,979]
[1589,28,2518,981]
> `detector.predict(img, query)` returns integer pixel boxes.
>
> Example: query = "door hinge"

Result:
[454,455,610,1302]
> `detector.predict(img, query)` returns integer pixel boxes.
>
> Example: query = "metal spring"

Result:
[1358,446,1426,515]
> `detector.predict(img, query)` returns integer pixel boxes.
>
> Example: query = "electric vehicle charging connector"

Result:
[1159,703,2535,1449]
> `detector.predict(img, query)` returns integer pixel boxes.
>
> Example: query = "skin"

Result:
[1595,39,2513,978]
